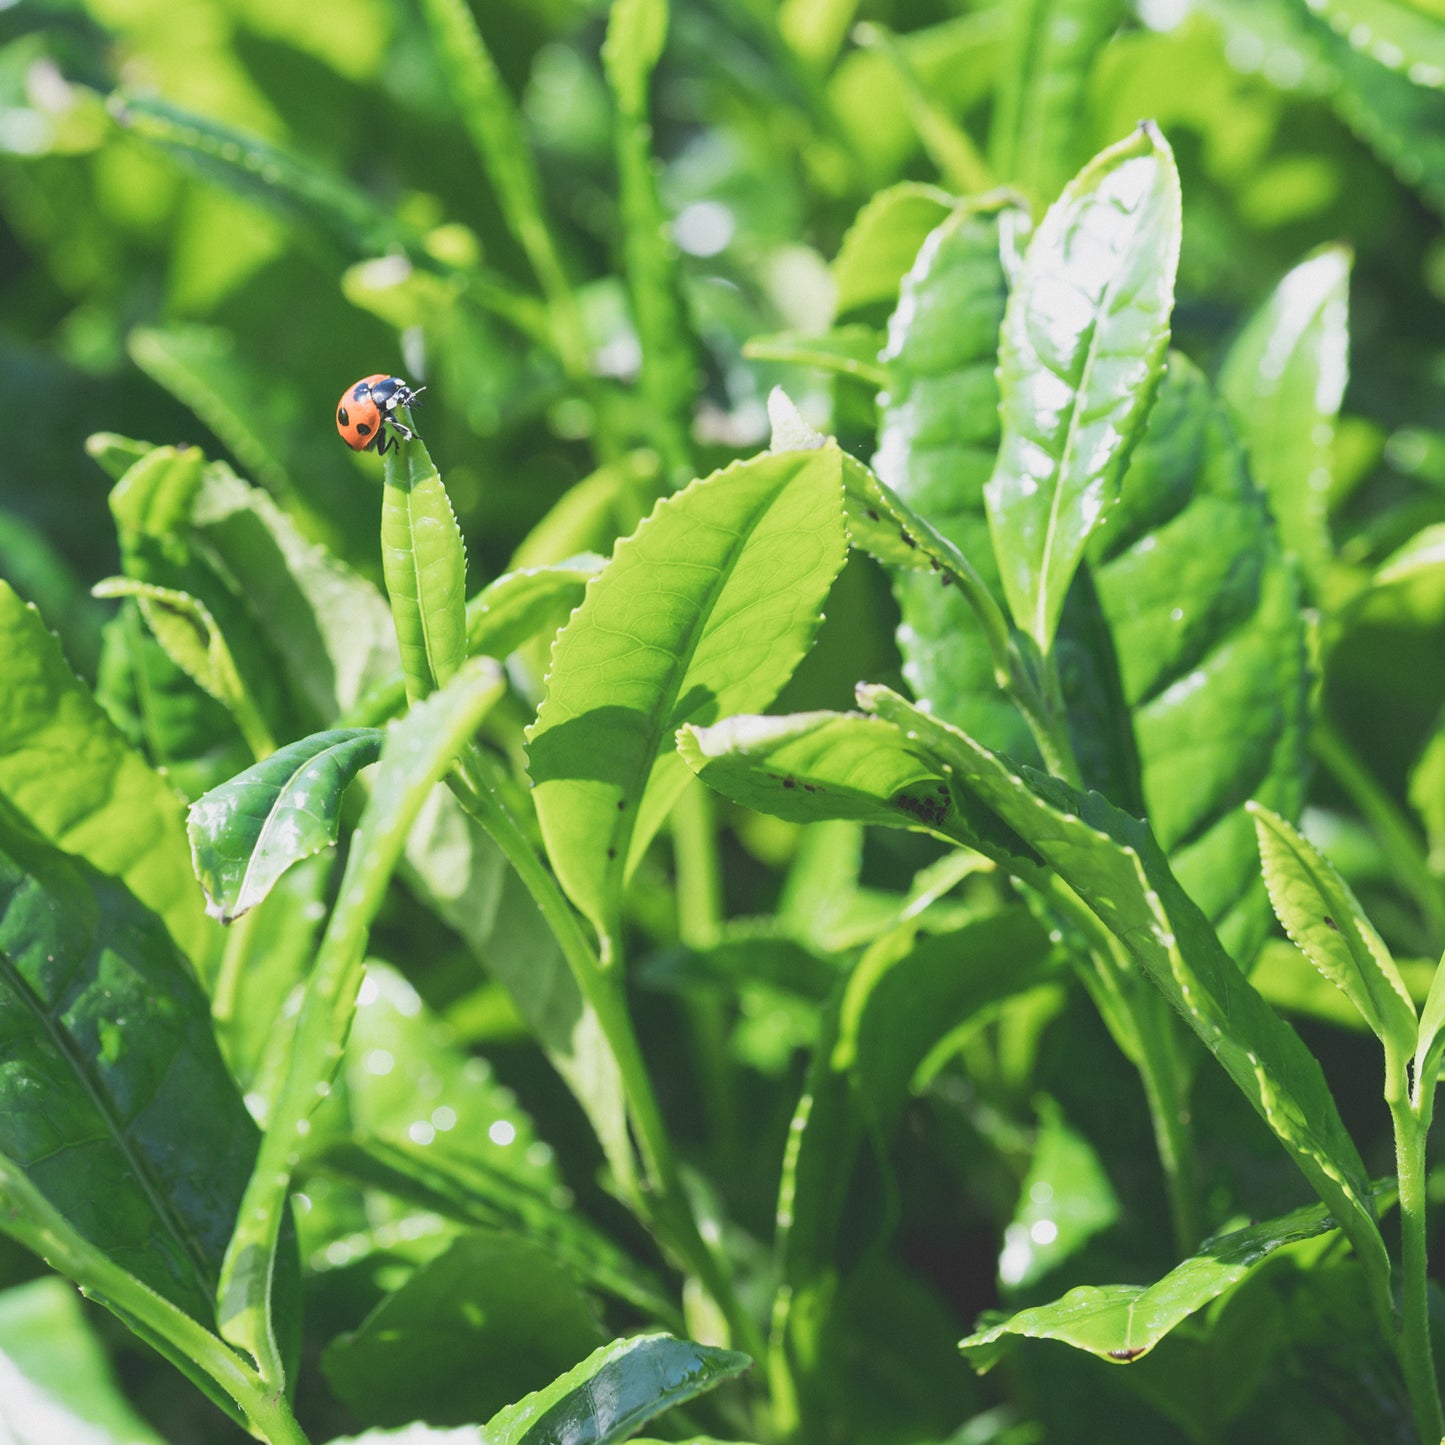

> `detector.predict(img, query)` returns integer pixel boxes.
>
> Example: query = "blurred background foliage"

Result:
[7,0,1445,1440]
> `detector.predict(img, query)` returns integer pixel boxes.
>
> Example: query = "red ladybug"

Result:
[336,374,425,455]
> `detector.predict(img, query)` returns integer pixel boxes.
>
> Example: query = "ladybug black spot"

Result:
[337,407,349,426]
[356,421,372,438]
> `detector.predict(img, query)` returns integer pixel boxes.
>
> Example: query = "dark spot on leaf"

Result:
[802,783,820,793]
[1324,915,1337,931]
[865,508,880,522]
[900,528,917,549]
[895,790,948,827]
[606,848,617,860]
[940,574,953,587]
[616,798,627,811]
[1108,1347,1146,1362]
[782,777,796,789]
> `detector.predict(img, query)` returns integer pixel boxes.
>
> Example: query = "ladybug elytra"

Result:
[336,374,425,456]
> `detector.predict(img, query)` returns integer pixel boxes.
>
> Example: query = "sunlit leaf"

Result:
[985,123,1181,653]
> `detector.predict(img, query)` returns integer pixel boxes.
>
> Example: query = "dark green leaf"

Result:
[323,1232,605,1428]
[187,728,383,923]
[860,684,1391,1303]
[0,796,265,1326]
[467,558,605,662]
[484,1334,752,1445]
[1089,356,1310,958]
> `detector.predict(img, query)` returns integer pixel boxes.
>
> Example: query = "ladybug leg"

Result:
[376,429,395,456]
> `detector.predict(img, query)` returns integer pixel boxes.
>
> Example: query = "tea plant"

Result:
[4,2,1445,1443]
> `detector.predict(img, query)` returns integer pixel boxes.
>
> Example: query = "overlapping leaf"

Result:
[528,449,848,948]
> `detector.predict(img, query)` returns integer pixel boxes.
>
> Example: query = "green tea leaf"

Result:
[528,449,848,949]
[985,123,1181,653]
[1219,245,1350,584]
[91,577,273,756]
[875,194,1032,754]
[989,0,1128,208]
[961,1197,1344,1369]
[0,796,266,1328]
[0,1277,166,1445]
[382,431,469,703]
[467,558,605,662]
[0,581,213,964]
[1249,801,1416,1052]
[860,685,1390,1298]
[1089,356,1309,958]
[187,728,384,923]
[742,326,889,387]
[831,181,956,317]
[484,1334,752,1445]
[323,1232,605,1428]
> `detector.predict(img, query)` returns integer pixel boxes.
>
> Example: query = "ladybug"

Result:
[336,374,426,456]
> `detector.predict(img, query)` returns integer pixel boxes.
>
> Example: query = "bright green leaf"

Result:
[831,181,956,317]
[1218,245,1350,584]
[985,123,1181,653]
[1249,801,1416,1052]
[0,580,214,964]
[1306,0,1445,87]
[962,1197,1345,1369]
[382,431,469,703]
[528,449,848,950]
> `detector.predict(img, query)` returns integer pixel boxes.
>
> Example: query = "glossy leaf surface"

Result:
[0,797,263,1325]
[831,181,956,316]
[528,449,847,946]
[1218,245,1350,584]
[1088,357,1309,958]
[985,123,1181,653]
[187,728,383,923]
[484,1334,752,1445]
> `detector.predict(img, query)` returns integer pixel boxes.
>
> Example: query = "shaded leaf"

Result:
[323,1232,604,1428]
[0,795,266,1327]
[187,728,384,923]
[859,684,1390,1299]
[985,123,1181,653]
[484,1334,752,1445]
[1307,0,1445,86]
[468,558,605,662]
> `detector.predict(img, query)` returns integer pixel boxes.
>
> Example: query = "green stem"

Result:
[0,1160,311,1445]
[1314,716,1445,942]
[454,746,767,1361]
[1395,1064,1444,1445]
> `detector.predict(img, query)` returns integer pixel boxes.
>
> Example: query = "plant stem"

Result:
[1394,1066,1444,1445]
[454,746,766,1360]
[1314,717,1445,942]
